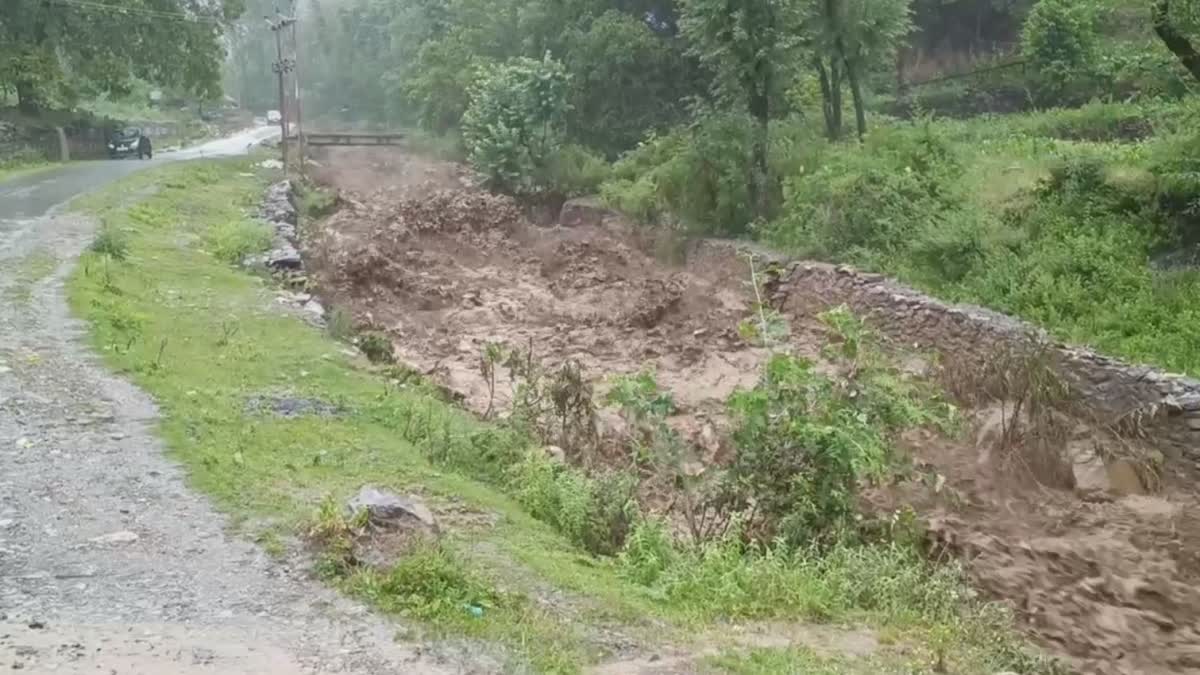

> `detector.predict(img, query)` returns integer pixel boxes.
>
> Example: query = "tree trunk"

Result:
[845,59,866,140]
[1153,0,1200,83]
[830,59,843,138]
[748,56,771,222]
[16,80,39,115]
[814,57,845,141]
[814,59,836,139]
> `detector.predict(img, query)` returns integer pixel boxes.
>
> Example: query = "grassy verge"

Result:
[0,159,54,184]
[68,159,1056,674]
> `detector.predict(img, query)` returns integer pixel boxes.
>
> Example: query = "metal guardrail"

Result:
[288,132,406,147]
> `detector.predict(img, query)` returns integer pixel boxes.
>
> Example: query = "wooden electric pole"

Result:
[289,0,305,173]
[267,11,296,172]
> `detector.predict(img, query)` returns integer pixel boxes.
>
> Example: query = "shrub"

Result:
[509,453,638,555]
[722,308,955,546]
[765,121,964,269]
[618,518,677,585]
[298,182,338,220]
[461,54,570,194]
[1021,0,1099,105]
[357,331,395,364]
[538,143,610,198]
[1031,102,1154,143]
[603,112,755,234]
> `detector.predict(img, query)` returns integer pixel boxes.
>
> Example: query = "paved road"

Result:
[0,129,470,674]
[0,126,281,222]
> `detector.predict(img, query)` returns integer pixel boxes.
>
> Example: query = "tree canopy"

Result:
[0,0,242,113]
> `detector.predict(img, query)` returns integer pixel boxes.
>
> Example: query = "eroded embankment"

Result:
[298,147,1200,675]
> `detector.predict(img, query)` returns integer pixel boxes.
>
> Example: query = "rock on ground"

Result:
[347,486,440,533]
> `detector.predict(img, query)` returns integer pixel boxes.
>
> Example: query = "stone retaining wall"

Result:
[758,257,1200,458]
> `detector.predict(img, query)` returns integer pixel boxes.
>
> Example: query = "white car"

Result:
[266,110,282,124]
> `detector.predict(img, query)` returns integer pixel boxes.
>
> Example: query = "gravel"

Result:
[0,199,478,673]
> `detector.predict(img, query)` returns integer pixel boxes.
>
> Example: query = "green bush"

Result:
[642,538,963,622]
[1021,0,1100,104]
[297,182,338,220]
[509,453,638,556]
[765,121,965,268]
[461,54,571,194]
[722,309,955,547]
[603,112,755,234]
[357,331,395,364]
[1029,101,1153,143]
[618,519,678,585]
[538,143,610,198]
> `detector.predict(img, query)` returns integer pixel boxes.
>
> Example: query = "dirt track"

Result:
[307,146,1200,675]
[0,134,459,675]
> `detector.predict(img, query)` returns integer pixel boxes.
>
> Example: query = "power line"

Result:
[45,0,224,24]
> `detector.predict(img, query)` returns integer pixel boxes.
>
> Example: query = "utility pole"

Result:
[289,0,305,174]
[267,11,296,173]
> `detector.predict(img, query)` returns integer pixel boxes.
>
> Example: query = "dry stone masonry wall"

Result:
[758,258,1200,459]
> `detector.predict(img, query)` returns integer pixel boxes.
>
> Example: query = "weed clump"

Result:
[204,219,273,264]
[357,331,395,364]
[350,542,504,620]
[510,455,638,556]
[89,225,130,260]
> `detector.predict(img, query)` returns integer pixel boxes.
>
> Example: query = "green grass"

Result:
[708,646,908,674]
[0,159,54,184]
[67,159,1056,674]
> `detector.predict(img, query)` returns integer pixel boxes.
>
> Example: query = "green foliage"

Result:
[352,542,504,620]
[562,10,699,156]
[604,112,756,234]
[89,225,130,261]
[765,120,971,274]
[538,143,611,198]
[462,54,571,193]
[0,0,239,110]
[325,306,355,341]
[203,220,272,264]
[509,453,639,555]
[1021,0,1100,103]
[618,530,1057,672]
[298,182,338,221]
[725,353,882,545]
[358,332,396,364]
[617,519,678,585]
[723,308,953,546]
[606,370,675,422]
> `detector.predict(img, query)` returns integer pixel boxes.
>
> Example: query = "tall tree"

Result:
[1152,0,1200,83]
[1,0,243,114]
[679,0,802,220]
[804,0,911,140]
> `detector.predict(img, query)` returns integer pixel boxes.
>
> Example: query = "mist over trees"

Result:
[1,0,242,114]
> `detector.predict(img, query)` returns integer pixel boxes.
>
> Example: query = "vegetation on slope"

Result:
[69,159,1055,673]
